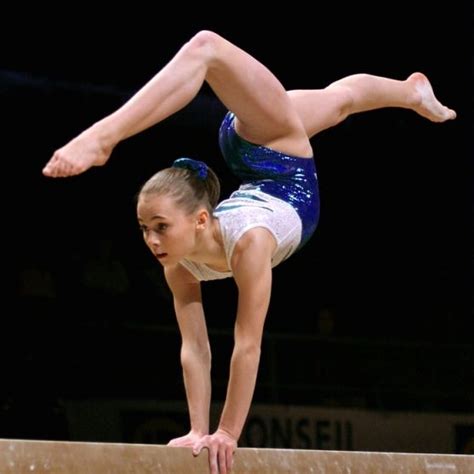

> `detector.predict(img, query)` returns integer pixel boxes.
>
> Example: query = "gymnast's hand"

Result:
[167,430,205,448]
[193,429,237,474]
[43,125,115,178]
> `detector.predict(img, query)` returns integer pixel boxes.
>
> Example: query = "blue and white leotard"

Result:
[180,112,320,281]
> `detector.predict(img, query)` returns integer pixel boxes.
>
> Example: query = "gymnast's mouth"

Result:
[156,252,168,259]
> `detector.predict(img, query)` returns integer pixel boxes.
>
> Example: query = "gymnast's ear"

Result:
[195,209,210,230]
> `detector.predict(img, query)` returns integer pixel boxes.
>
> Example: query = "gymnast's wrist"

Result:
[216,426,239,442]
[190,427,209,437]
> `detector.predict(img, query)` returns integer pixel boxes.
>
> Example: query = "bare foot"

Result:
[43,126,114,178]
[407,72,456,122]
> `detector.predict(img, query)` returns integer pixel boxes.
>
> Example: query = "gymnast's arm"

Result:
[192,226,275,473]
[217,227,275,440]
[164,263,211,445]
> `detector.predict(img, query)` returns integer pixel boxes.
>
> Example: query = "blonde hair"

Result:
[138,165,220,215]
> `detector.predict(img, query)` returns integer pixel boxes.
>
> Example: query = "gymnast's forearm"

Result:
[217,343,261,440]
[180,345,212,435]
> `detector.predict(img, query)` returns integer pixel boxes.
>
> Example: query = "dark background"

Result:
[2,3,473,446]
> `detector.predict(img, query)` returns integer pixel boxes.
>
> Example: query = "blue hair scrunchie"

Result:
[172,157,208,180]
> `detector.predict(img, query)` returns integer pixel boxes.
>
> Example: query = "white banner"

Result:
[242,404,474,454]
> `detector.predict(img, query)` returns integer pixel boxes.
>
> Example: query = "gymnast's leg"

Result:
[288,72,456,139]
[43,30,311,178]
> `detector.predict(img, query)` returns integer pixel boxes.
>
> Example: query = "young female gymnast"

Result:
[42,31,455,474]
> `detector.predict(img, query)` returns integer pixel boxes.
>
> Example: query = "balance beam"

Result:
[0,438,472,473]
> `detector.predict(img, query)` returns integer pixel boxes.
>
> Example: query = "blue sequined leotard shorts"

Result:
[218,111,320,249]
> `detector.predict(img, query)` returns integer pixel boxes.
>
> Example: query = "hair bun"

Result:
[172,157,208,180]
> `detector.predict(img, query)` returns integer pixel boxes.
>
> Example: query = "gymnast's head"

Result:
[136,158,221,265]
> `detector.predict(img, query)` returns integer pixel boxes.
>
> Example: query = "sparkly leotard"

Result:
[180,112,320,282]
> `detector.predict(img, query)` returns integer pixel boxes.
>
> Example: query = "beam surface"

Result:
[0,438,472,473]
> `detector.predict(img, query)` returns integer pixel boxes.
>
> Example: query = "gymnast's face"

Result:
[137,193,205,266]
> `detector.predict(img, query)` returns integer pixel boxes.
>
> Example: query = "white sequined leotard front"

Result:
[179,188,302,281]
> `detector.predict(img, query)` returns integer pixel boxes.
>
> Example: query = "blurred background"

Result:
[2,2,473,453]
